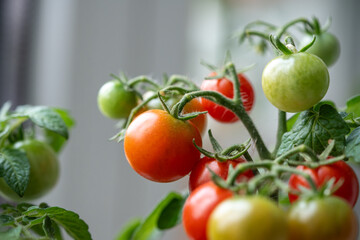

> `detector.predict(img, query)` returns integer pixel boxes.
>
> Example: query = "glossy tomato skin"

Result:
[288,160,359,207]
[262,52,329,113]
[0,140,59,201]
[182,182,233,240]
[200,73,254,123]
[287,196,358,240]
[124,109,202,182]
[301,32,340,67]
[189,156,254,192]
[207,196,288,240]
[97,80,138,119]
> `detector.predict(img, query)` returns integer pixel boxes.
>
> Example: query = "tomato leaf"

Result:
[42,216,55,238]
[131,192,185,240]
[0,226,21,240]
[115,218,142,240]
[0,215,15,226]
[277,104,350,157]
[157,193,186,229]
[43,108,75,153]
[345,127,360,162]
[345,95,360,118]
[0,148,30,197]
[19,106,69,139]
[24,206,92,240]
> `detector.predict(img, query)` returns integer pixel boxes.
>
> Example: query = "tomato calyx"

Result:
[194,129,252,162]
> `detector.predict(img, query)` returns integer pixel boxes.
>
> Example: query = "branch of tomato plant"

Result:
[226,62,272,159]
[126,75,162,90]
[275,17,312,38]
[166,75,199,91]
[172,87,272,159]
[274,144,320,164]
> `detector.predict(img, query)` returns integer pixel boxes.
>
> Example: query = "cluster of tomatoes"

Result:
[183,159,359,240]
[97,16,360,240]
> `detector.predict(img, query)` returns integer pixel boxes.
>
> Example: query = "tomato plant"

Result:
[182,182,233,240]
[288,160,359,206]
[97,79,138,119]
[262,51,329,113]
[124,109,202,182]
[188,156,254,192]
[207,196,288,240]
[200,72,254,123]
[0,139,59,201]
[287,196,358,240]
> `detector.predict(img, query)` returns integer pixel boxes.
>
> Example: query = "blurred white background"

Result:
[1,0,360,239]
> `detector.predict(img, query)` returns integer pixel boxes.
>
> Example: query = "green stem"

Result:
[275,144,320,164]
[232,105,272,159]
[243,30,269,41]
[227,161,273,186]
[128,76,161,90]
[276,17,312,38]
[244,20,278,30]
[226,62,242,103]
[272,110,287,157]
[286,155,345,168]
[175,90,272,160]
[167,75,199,90]
[274,165,318,191]
[247,172,276,194]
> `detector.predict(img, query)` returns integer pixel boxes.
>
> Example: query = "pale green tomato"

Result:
[0,140,59,201]
[262,52,329,113]
[301,32,340,67]
[288,197,358,240]
[207,196,288,240]
[97,80,138,119]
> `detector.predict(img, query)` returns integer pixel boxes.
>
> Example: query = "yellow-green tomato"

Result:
[287,196,358,240]
[262,52,329,113]
[207,196,288,240]
[0,140,59,201]
[97,80,138,119]
[301,32,340,67]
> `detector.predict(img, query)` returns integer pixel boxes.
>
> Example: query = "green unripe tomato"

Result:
[301,32,340,67]
[0,140,59,201]
[262,52,329,113]
[207,196,288,240]
[97,80,138,119]
[287,197,358,240]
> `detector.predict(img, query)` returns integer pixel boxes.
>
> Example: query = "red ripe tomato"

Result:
[200,73,254,123]
[189,156,254,192]
[182,182,233,240]
[183,98,207,136]
[288,160,359,207]
[124,109,202,182]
